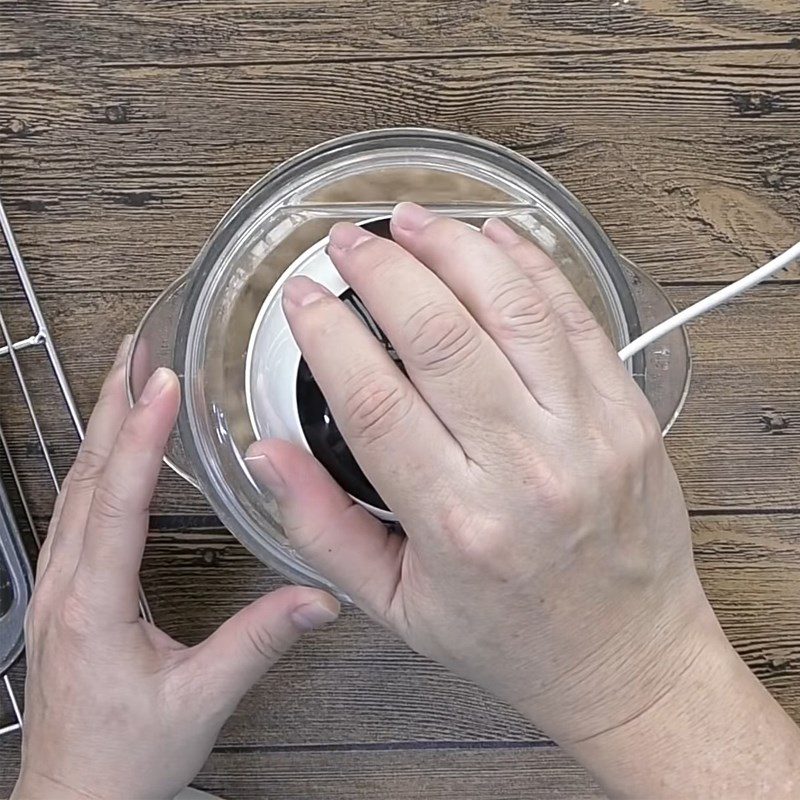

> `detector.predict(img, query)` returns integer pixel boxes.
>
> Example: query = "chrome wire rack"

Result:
[0,196,152,738]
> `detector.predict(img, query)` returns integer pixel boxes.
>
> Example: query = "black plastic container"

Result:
[0,475,32,674]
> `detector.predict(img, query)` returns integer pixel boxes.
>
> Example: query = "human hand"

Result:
[13,344,339,800]
[248,204,800,797]
[248,203,709,736]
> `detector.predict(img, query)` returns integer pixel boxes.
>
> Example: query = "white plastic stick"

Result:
[618,240,800,362]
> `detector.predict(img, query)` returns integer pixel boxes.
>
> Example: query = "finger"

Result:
[482,219,636,404]
[326,221,536,456]
[75,368,180,620]
[282,276,464,519]
[189,585,339,715]
[390,204,585,417]
[247,438,409,617]
[41,336,133,583]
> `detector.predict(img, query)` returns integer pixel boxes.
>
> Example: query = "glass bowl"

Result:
[128,128,691,595]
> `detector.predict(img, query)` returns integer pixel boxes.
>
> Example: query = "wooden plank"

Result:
[664,284,800,512]
[0,740,603,799]
[2,284,800,517]
[2,0,799,66]
[1,49,799,294]
[193,748,604,800]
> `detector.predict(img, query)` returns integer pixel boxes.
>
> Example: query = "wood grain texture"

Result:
[1,48,799,293]
[2,0,799,65]
[0,740,604,799]
[192,748,604,800]
[2,1,800,796]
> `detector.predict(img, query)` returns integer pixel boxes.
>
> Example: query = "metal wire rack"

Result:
[0,196,152,738]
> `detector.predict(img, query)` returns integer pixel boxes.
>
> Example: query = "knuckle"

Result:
[551,292,599,338]
[596,445,633,487]
[487,277,554,343]
[70,444,108,486]
[428,219,472,247]
[103,359,127,387]
[461,519,508,566]
[624,412,664,459]
[404,302,480,377]
[304,295,353,343]
[436,501,471,546]
[438,503,508,567]
[530,464,576,520]
[605,401,660,444]
[349,236,403,273]
[90,482,130,523]
[513,242,558,272]
[342,369,414,445]
[592,414,662,489]
[245,625,284,664]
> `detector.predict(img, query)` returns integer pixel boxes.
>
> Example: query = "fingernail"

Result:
[139,367,171,406]
[282,276,331,309]
[393,202,436,232]
[291,599,340,632]
[244,450,284,490]
[482,218,521,246]
[114,334,133,367]
[328,222,373,252]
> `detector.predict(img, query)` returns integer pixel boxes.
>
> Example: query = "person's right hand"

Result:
[248,201,710,740]
[248,203,800,798]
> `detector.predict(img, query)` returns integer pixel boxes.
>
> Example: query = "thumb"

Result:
[190,585,340,707]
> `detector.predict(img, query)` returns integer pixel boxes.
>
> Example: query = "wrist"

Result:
[512,573,721,745]
[561,611,800,798]
[12,772,95,800]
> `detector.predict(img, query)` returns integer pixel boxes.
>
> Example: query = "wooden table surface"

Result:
[1,2,799,797]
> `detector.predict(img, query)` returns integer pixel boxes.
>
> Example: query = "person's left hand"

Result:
[13,341,340,800]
